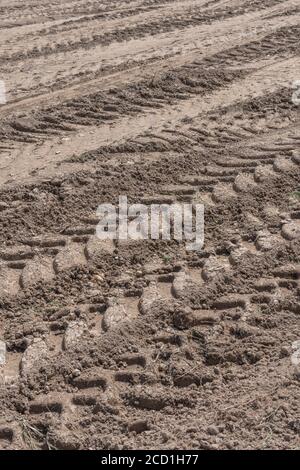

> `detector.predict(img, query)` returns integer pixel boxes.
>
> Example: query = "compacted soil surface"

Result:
[0,0,299,450]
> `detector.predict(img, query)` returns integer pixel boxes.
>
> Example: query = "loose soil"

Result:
[0,0,299,450]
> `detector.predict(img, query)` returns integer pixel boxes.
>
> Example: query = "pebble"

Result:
[128,420,149,434]
[63,321,86,350]
[207,425,219,436]
[280,346,291,358]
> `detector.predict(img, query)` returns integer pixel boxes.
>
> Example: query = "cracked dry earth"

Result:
[0,0,300,451]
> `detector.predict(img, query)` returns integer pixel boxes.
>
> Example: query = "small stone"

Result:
[54,244,87,273]
[0,201,9,211]
[138,282,163,315]
[85,236,115,264]
[207,425,219,436]
[282,221,300,241]
[280,346,290,358]
[102,301,129,332]
[229,246,248,266]
[21,338,48,375]
[202,256,230,281]
[63,321,86,350]
[128,420,149,434]
[233,174,257,193]
[161,432,170,443]
[0,267,21,297]
[20,256,54,288]
[172,271,189,298]
[255,230,279,251]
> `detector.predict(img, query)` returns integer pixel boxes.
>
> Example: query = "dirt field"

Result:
[0,0,299,451]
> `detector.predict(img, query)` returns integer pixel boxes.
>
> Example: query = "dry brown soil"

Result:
[0,0,299,450]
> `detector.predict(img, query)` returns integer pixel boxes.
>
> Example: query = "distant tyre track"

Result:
[0,0,292,64]
[1,21,299,145]
[0,66,245,143]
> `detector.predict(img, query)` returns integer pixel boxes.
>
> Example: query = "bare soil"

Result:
[0,0,299,450]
